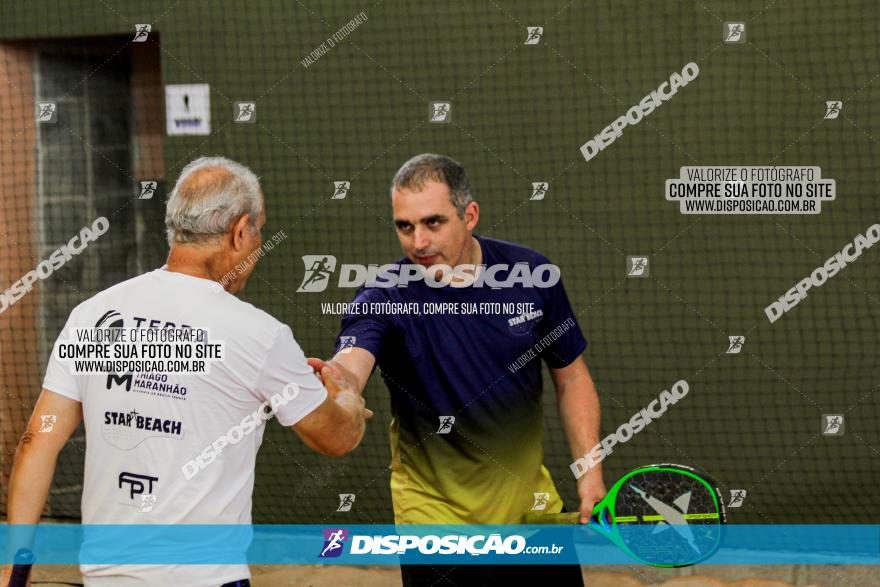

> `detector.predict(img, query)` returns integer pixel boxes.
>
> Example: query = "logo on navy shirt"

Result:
[508,308,544,335]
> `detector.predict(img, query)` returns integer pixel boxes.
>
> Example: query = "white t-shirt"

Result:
[42,268,329,587]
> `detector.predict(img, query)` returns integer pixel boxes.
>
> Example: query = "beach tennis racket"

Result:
[522,463,726,567]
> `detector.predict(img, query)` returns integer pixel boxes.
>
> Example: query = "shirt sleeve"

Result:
[537,271,588,369]
[334,288,393,360]
[254,324,329,427]
[42,305,84,402]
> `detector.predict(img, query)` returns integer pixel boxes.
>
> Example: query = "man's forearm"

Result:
[329,360,367,396]
[7,434,58,524]
[333,390,367,450]
[554,367,607,522]
[557,379,602,463]
[328,348,375,396]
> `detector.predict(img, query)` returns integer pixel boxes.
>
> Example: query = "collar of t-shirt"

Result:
[155,265,226,293]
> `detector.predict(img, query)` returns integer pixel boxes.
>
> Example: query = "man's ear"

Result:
[464,201,479,231]
[231,214,251,250]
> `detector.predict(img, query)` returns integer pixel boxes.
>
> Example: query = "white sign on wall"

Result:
[165,84,211,135]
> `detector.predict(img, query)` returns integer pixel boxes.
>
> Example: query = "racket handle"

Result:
[8,548,34,587]
[8,564,32,587]
[520,512,581,524]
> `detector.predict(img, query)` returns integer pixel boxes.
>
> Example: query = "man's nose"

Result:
[413,226,431,250]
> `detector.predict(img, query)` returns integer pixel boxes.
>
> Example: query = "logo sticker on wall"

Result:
[165,84,211,136]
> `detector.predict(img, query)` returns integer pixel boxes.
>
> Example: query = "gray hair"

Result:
[165,156,263,245]
[391,153,474,218]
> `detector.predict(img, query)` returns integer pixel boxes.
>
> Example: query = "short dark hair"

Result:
[391,153,474,218]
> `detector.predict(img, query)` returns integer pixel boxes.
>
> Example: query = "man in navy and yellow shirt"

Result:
[309,153,605,586]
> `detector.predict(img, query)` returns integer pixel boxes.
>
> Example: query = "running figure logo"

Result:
[332,181,350,200]
[319,528,349,558]
[727,489,746,508]
[723,22,745,43]
[627,256,649,277]
[138,181,157,200]
[36,102,57,123]
[726,336,745,354]
[234,102,256,123]
[39,415,57,432]
[138,494,157,513]
[337,336,356,355]
[824,101,842,119]
[297,255,337,292]
[336,493,355,512]
[429,101,451,123]
[133,24,151,42]
[822,414,844,435]
[530,182,548,201]
[531,492,550,511]
[524,27,543,45]
[437,416,455,434]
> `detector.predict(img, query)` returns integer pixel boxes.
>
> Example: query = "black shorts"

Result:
[400,562,585,587]
[220,581,250,587]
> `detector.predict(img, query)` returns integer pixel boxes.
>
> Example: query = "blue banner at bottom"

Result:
[1,525,878,566]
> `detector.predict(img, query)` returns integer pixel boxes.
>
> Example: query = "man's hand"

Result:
[294,350,377,455]
[0,563,31,587]
[292,359,373,456]
[307,351,373,398]
[307,357,327,376]
[0,565,12,587]
[319,361,373,420]
[577,467,607,525]
[308,358,365,399]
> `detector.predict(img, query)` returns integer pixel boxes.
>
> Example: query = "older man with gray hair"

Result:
[3,156,371,587]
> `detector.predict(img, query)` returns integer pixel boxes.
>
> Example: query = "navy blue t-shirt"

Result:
[335,234,587,523]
